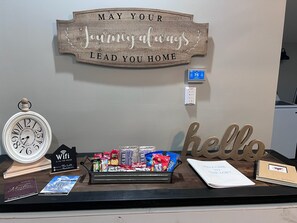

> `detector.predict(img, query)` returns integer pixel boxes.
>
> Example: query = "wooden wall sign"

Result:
[56,8,208,68]
[181,122,266,161]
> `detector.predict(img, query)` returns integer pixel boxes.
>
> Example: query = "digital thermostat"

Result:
[187,68,206,83]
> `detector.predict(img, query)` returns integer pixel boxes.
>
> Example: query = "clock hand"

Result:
[21,136,30,145]
[24,136,30,145]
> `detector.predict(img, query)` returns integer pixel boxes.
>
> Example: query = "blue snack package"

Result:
[166,151,180,172]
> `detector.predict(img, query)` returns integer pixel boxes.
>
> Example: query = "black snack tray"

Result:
[80,157,176,184]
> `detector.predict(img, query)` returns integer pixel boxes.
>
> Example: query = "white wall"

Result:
[0,0,286,155]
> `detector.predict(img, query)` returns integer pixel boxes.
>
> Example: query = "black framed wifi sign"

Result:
[51,144,77,173]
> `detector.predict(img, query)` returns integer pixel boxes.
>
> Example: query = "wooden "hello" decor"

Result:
[56,8,208,68]
[181,122,266,161]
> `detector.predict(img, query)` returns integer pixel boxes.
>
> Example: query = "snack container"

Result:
[80,157,178,184]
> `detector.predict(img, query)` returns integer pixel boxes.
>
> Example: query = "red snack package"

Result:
[93,153,103,159]
[152,154,170,172]
[132,162,147,169]
[119,164,135,171]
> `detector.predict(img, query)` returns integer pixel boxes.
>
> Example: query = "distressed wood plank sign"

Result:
[56,8,208,68]
[181,122,266,161]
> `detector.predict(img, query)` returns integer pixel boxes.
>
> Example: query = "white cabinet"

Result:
[271,102,297,159]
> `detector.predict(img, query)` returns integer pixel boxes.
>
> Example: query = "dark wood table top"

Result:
[1,150,297,212]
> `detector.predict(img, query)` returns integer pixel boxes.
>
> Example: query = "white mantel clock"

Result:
[2,98,52,179]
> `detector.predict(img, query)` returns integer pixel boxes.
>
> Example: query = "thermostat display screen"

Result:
[188,69,205,83]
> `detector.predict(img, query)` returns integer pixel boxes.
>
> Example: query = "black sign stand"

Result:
[51,144,78,173]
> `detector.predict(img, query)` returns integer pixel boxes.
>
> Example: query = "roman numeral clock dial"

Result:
[2,98,52,178]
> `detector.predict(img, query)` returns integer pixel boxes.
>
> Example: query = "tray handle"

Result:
[80,156,92,173]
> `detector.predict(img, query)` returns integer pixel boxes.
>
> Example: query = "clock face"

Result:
[2,111,52,164]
